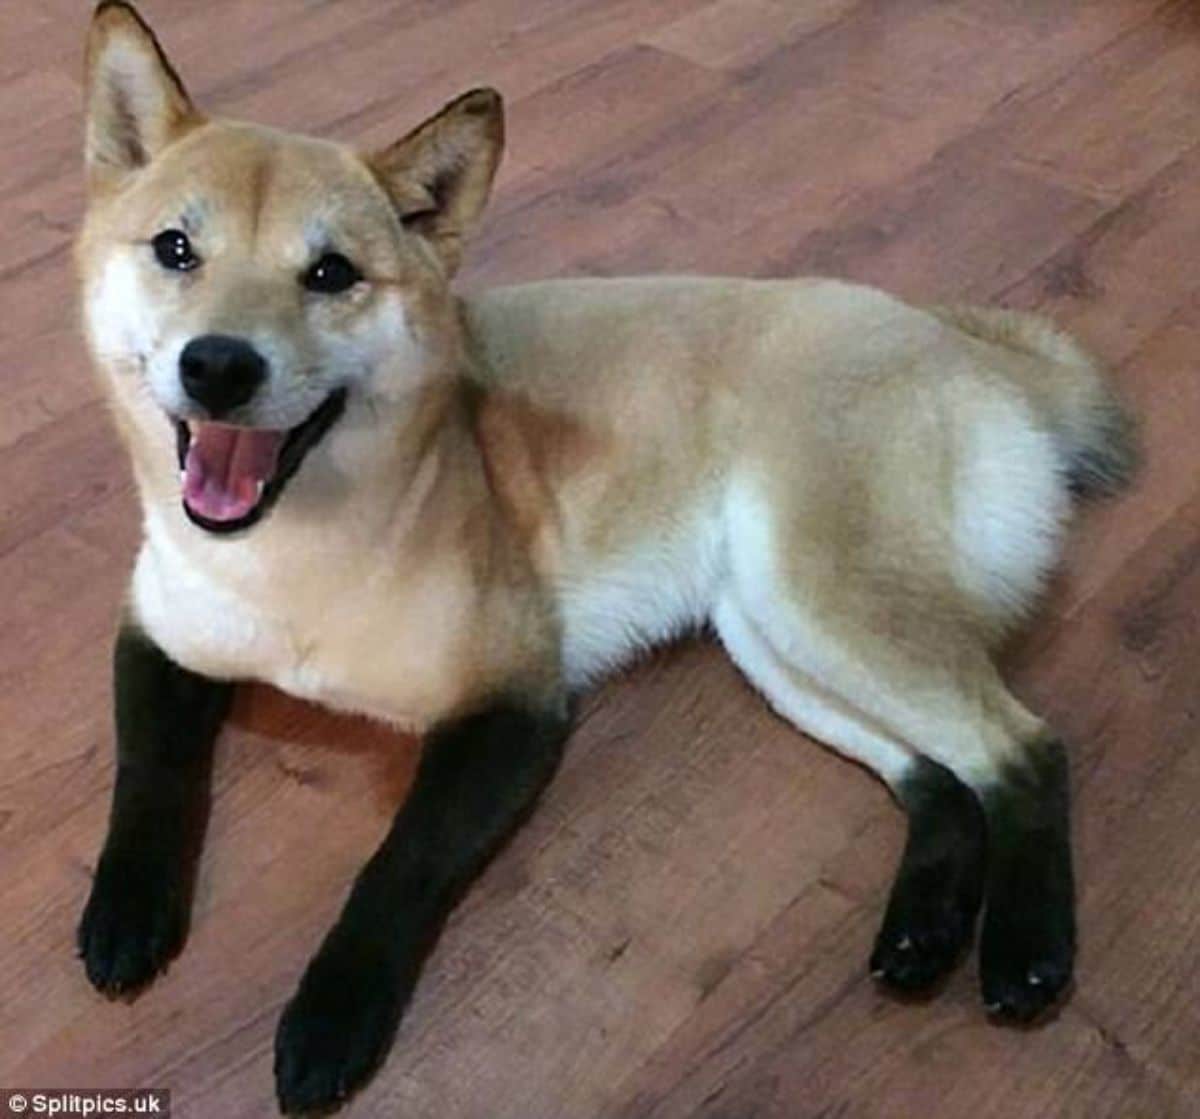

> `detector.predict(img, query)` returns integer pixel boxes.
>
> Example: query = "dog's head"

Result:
[78,2,503,533]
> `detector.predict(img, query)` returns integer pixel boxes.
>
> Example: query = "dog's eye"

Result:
[303,253,362,294]
[151,229,199,271]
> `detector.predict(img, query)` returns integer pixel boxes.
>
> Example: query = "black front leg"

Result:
[274,697,570,1115]
[78,623,232,993]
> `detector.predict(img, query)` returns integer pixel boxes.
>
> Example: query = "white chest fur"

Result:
[131,510,470,730]
[133,488,730,716]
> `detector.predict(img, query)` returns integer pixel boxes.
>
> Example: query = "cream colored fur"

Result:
[78,6,1136,796]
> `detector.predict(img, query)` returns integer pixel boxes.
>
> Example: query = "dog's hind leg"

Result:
[872,755,988,992]
[718,582,1074,1019]
[713,597,988,993]
[889,674,1075,1023]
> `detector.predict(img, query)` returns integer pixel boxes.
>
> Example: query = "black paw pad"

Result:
[979,853,1074,1023]
[275,950,405,1115]
[979,739,1075,1024]
[77,855,184,995]
[872,758,987,993]
[871,905,973,992]
[980,930,1073,1024]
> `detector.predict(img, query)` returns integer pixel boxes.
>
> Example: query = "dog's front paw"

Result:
[274,944,408,1114]
[77,853,185,994]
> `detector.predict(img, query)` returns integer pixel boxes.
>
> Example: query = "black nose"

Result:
[179,334,267,418]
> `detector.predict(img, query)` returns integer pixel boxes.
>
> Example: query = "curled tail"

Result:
[930,304,1140,499]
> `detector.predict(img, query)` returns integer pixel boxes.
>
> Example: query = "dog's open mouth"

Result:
[175,389,347,534]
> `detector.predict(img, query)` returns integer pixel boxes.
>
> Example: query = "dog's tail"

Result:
[930,304,1139,500]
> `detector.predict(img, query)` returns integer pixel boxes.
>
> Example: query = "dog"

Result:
[75,2,1137,1112]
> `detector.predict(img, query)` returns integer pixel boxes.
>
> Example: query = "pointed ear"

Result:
[368,88,505,276]
[84,2,201,191]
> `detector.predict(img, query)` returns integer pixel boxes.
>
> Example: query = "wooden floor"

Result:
[3,1,1200,1116]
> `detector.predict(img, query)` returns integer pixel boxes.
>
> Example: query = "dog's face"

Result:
[78,3,503,533]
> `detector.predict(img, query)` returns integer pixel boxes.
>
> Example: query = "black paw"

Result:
[870,877,978,992]
[978,739,1075,1023]
[872,759,986,993]
[980,905,1074,1023]
[77,853,185,994]
[275,945,408,1115]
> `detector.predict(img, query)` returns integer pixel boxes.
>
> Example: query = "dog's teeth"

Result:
[256,480,265,499]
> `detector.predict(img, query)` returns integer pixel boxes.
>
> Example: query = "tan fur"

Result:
[78,5,1135,794]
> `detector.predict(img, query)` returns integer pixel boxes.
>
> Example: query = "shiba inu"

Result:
[74,2,1138,1112]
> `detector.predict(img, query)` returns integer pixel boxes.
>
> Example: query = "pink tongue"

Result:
[182,423,286,522]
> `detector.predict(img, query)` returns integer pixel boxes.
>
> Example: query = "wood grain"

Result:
[2,2,1199,1117]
